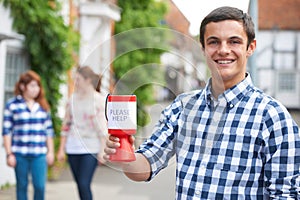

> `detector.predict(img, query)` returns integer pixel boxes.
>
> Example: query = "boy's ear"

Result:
[247,39,256,57]
[200,44,205,55]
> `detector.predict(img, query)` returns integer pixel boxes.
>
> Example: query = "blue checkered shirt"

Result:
[137,74,300,199]
[2,95,54,156]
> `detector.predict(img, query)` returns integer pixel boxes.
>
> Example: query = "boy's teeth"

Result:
[218,60,232,64]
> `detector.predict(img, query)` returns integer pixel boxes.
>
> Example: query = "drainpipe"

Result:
[248,0,258,85]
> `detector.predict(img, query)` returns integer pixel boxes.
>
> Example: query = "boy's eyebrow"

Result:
[206,36,219,41]
[229,36,244,40]
[206,36,244,41]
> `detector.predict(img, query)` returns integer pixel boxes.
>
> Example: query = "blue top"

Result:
[137,74,300,199]
[2,95,54,156]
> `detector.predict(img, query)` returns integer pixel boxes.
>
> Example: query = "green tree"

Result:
[1,0,79,135]
[114,0,168,127]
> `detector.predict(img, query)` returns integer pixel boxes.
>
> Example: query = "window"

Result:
[278,72,296,92]
[4,46,29,103]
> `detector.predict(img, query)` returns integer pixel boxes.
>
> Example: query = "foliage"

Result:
[114,0,168,127]
[1,0,79,136]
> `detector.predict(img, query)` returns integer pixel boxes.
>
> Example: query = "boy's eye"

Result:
[208,40,218,45]
[230,40,241,44]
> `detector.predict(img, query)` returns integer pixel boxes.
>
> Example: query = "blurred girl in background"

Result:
[2,70,54,200]
[57,66,107,200]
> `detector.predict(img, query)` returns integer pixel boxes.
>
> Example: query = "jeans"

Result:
[68,154,98,200]
[15,154,47,200]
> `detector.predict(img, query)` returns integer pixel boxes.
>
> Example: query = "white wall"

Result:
[0,4,13,33]
[0,4,17,187]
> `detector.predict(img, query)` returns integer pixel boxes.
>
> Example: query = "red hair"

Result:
[14,70,50,111]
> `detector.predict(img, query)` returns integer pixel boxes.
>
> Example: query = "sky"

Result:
[172,0,250,35]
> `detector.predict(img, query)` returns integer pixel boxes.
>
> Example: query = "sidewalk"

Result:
[0,162,176,200]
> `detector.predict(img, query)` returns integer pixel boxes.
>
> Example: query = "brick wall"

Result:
[165,0,190,35]
[258,0,300,30]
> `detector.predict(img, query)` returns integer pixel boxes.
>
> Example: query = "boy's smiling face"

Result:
[203,20,256,90]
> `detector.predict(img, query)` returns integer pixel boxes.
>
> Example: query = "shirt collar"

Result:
[204,73,254,109]
[16,95,25,102]
[16,95,41,112]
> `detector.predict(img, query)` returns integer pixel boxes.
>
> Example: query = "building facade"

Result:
[0,0,120,187]
[0,4,30,187]
[255,0,300,108]
[159,0,206,101]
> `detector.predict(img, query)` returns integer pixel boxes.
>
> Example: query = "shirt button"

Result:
[195,190,200,195]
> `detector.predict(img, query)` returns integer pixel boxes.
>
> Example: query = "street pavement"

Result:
[0,163,176,200]
[1,102,300,200]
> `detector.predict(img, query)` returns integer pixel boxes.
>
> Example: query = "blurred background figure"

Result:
[57,66,107,200]
[2,70,55,200]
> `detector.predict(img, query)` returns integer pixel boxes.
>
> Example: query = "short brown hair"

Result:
[199,6,255,49]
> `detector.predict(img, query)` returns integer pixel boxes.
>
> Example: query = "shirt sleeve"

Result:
[60,101,72,136]
[136,96,183,181]
[2,103,13,136]
[96,93,108,137]
[263,104,300,198]
[45,112,55,138]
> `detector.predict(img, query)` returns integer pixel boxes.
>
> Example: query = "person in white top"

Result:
[57,66,107,200]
